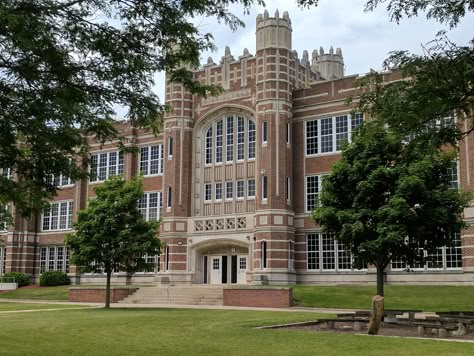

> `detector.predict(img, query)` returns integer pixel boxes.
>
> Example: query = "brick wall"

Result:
[69,288,138,303]
[223,288,292,308]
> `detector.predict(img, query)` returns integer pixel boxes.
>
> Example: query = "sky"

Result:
[121,0,474,116]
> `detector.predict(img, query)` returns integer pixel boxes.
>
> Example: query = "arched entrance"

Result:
[191,239,250,285]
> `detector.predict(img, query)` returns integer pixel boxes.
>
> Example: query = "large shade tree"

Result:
[66,176,160,308]
[0,0,316,223]
[313,121,470,298]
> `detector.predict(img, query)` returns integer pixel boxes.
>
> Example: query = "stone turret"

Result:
[256,9,292,51]
[311,46,344,80]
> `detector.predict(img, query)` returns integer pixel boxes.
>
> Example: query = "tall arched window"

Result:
[205,127,213,164]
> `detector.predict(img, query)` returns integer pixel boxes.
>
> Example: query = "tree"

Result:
[66,176,160,308]
[0,0,315,224]
[312,121,470,298]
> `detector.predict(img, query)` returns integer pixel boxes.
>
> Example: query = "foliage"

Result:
[66,175,160,307]
[39,271,70,286]
[312,121,471,296]
[365,0,474,28]
[0,0,316,224]
[2,272,30,287]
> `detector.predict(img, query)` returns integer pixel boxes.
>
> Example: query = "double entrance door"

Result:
[204,255,247,284]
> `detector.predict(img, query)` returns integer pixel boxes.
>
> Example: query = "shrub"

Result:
[2,272,30,287]
[40,271,70,286]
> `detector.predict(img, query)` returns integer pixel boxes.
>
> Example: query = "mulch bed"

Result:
[281,321,474,341]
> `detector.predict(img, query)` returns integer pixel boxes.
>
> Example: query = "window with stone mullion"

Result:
[226,116,234,162]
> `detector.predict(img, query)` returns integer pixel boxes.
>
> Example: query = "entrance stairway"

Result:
[118,285,224,305]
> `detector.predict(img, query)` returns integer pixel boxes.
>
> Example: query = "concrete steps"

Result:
[118,285,224,305]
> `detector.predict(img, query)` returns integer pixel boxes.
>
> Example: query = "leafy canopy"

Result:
[66,176,160,275]
[313,121,470,271]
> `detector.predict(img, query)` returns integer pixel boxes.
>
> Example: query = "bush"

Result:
[2,272,31,287]
[39,271,70,286]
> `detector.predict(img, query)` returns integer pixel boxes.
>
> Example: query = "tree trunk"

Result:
[105,270,111,309]
[376,265,385,296]
[368,295,384,335]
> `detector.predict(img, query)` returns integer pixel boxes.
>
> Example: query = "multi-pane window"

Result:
[306,113,364,155]
[47,174,73,187]
[1,167,12,179]
[236,180,244,199]
[136,254,160,274]
[1,204,9,231]
[204,184,212,201]
[447,162,458,189]
[0,247,6,275]
[205,128,213,164]
[42,201,73,231]
[239,257,247,270]
[215,183,223,200]
[237,117,245,160]
[226,116,234,162]
[139,192,162,221]
[306,175,321,212]
[248,179,255,198]
[262,176,268,200]
[391,233,462,270]
[140,145,164,176]
[39,246,70,273]
[307,233,356,271]
[90,151,124,182]
[216,120,224,163]
[226,181,233,199]
[248,120,256,159]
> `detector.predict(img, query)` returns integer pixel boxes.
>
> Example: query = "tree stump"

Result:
[368,295,384,335]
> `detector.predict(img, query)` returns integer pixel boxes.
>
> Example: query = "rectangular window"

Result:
[168,137,173,158]
[247,179,255,198]
[261,241,267,269]
[306,113,364,156]
[216,120,223,163]
[47,173,73,188]
[215,183,223,200]
[204,184,212,201]
[226,181,233,199]
[286,122,291,144]
[1,167,12,179]
[1,204,9,232]
[307,233,356,271]
[307,234,320,270]
[139,192,162,221]
[237,117,245,160]
[236,180,244,199]
[39,246,69,273]
[447,162,458,189]
[0,247,6,275]
[140,145,164,176]
[262,176,268,200]
[248,120,256,159]
[262,121,268,144]
[337,240,352,270]
[226,116,234,162]
[167,187,172,208]
[42,201,73,231]
[205,127,213,164]
[89,151,124,182]
[306,176,319,212]
[286,177,290,202]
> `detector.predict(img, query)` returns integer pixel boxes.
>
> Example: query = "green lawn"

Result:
[0,308,472,355]
[0,302,93,311]
[0,285,70,300]
[293,285,474,311]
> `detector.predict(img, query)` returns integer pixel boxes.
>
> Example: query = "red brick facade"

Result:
[223,288,293,308]
[69,288,138,303]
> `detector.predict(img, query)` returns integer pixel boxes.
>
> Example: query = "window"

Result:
[204,184,212,201]
[447,162,458,189]
[0,247,6,275]
[213,258,220,270]
[306,113,364,155]
[261,241,267,269]
[286,177,290,202]
[164,246,169,271]
[137,254,160,274]
[239,257,247,270]
[47,173,73,187]
[237,117,245,160]
[140,145,164,176]
[39,246,70,273]
[167,187,172,208]
[391,232,462,271]
[306,175,323,212]
[205,128,213,164]
[307,233,356,271]
[226,116,234,162]
[286,122,291,144]
[42,201,73,231]
[262,175,268,200]
[226,181,233,199]
[248,120,256,159]
[168,137,173,158]
[247,179,255,198]
[236,180,244,199]
[216,120,223,163]
[139,192,162,221]
[1,204,9,232]
[262,121,268,143]
[90,151,124,182]
[1,167,12,179]
[215,183,223,200]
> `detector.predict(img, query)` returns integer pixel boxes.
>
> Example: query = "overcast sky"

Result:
[124,0,474,116]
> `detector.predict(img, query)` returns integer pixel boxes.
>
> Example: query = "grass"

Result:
[1,308,473,355]
[0,285,70,300]
[0,302,93,311]
[293,285,474,311]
